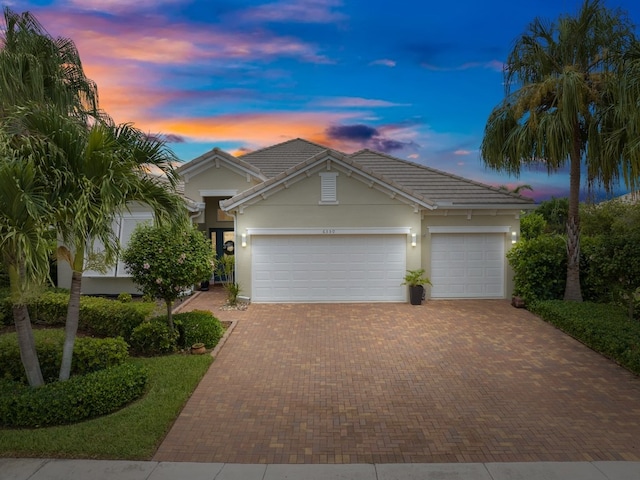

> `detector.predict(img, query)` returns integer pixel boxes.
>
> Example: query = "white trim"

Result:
[199,189,238,197]
[427,226,510,234]
[246,227,412,236]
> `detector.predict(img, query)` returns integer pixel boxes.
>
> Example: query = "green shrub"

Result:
[129,320,179,356]
[78,296,149,341]
[117,293,133,303]
[507,235,567,301]
[529,300,640,375]
[1,292,153,341]
[0,329,129,384]
[0,363,147,427]
[173,310,224,349]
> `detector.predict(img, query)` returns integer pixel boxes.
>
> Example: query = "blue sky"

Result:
[7,0,640,201]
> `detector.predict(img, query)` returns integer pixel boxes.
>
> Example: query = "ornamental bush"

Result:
[0,329,129,384]
[0,363,147,427]
[122,223,214,329]
[172,310,225,349]
[507,235,567,302]
[129,320,179,356]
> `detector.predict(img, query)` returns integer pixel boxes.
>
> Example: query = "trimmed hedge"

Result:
[0,363,147,427]
[1,292,154,340]
[174,310,224,349]
[529,300,640,375]
[129,321,179,356]
[129,310,224,356]
[0,329,129,384]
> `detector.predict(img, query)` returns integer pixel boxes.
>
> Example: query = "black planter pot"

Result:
[200,280,210,291]
[409,285,424,305]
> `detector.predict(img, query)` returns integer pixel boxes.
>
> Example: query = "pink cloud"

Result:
[454,149,471,155]
[38,10,330,65]
[66,0,188,13]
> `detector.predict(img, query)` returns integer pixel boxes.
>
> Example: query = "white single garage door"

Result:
[252,235,406,302]
[430,233,505,298]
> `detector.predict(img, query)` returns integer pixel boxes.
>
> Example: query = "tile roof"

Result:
[232,138,533,207]
[238,138,328,177]
[349,149,533,206]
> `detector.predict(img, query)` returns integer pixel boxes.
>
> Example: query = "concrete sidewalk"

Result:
[2,458,639,480]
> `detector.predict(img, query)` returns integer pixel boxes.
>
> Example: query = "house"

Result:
[62,138,534,301]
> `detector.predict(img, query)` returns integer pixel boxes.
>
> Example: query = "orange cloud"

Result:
[147,111,359,149]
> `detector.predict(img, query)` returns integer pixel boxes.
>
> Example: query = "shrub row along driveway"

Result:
[154,291,640,464]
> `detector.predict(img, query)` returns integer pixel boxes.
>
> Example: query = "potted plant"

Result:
[402,269,432,305]
[191,342,206,354]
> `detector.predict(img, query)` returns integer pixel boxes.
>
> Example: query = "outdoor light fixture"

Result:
[411,233,417,247]
[511,231,518,244]
[241,233,247,248]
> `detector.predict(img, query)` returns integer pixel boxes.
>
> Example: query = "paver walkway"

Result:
[154,288,640,464]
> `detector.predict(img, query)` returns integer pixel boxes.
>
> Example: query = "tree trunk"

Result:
[564,132,583,302]
[166,300,173,331]
[59,269,82,381]
[9,263,44,387]
[13,303,44,387]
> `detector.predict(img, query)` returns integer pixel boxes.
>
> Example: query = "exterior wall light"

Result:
[511,231,518,244]
[241,233,247,248]
[411,233,417,247]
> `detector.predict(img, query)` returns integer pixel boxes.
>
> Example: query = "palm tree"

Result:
[0,7,98,119]
[0,133,58,387]
[481,0,639,301]
[0,7,102,385]
[18,106,185,381]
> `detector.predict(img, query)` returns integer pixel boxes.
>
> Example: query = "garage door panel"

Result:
[431,233,505,299]
[252,235,406,302]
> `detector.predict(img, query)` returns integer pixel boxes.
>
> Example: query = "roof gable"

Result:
[177,147,266,183]
[220,149,436,212]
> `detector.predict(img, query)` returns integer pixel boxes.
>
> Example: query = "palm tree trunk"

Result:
[8,264,44,387]
[564,134,583,302]
[59,269,82,381]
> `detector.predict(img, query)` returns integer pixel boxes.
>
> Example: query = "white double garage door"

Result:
[251,232,505,302]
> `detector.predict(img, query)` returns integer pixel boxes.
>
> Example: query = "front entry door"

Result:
[210,228,235,282]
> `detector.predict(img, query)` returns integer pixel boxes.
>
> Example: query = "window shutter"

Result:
[319,172,339,204]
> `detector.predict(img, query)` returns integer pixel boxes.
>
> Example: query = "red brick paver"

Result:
[154,287,640,463]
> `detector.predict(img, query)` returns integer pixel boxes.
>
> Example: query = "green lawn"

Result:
[0,354,213,459]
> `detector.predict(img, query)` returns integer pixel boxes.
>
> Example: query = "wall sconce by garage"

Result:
[511,231,518,244]
[411,233,417,247]
[241,233,247,248]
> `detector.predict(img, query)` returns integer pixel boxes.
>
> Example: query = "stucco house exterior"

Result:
[62,138,534,301]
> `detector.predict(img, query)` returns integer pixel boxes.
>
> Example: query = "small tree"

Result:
[123,223,213,329]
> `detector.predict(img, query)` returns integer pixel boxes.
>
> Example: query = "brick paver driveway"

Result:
[154,289,640,464]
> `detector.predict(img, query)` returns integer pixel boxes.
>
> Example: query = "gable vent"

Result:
[319,172,339,205]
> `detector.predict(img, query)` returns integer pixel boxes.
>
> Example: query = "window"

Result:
[83,213,153,277]
[319,172,339,204]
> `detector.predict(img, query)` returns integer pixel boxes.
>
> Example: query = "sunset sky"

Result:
[7,0,640,201]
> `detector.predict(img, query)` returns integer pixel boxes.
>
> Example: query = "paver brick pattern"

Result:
[154,288,640,464]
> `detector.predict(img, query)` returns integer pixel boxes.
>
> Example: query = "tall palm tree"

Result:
[0,7,98,119]
[0,7,102,385]
[481,0,639,301]
[0,132,60,387]
[19,106,185,381]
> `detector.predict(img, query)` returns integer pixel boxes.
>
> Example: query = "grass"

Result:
[0,353,213,459]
